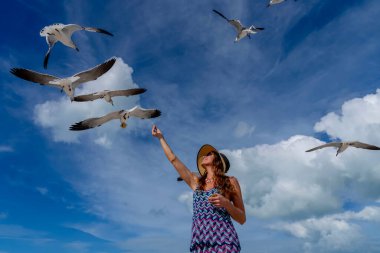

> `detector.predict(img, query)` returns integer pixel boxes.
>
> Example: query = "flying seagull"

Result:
[10,58,116,101]
[40,23,113,69]
[73,88,147,106]
[70,106,161,131]
[212,9,264,42]
[267,0,297,8]
[305,141,380,156]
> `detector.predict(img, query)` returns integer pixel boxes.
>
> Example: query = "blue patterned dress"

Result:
[190,187,241,253]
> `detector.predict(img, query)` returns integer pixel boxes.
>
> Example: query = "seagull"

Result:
[305,141,380,156]
[40,23,113,69]
[268,0,286,7]
[212,9,264,42]
[267,0,297,8]
[73,88,147,106]
[69,106,161,131]
[10,58,116,101]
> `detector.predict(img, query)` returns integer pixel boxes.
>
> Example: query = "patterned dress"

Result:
[190,187,241,253]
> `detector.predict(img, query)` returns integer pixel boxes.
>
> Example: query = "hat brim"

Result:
[196,144,227,176]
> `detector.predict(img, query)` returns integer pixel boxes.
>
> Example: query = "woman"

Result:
[152,125,245,253]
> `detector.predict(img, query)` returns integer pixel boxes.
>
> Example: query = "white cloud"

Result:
[0,146,13,152]
[216,87,380,252]
[223,135,343,219]
[334,206,380,222]
[270,206,380,253]
[33,57,143,143]
[274,217,362,253]
[315,89,380,143]
[222,89,380,221]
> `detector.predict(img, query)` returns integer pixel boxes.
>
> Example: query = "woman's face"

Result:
[201,151,215,167]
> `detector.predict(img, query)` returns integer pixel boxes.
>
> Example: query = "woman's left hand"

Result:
[208,193,230,208]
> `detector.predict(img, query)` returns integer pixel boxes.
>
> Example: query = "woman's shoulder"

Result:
[228,176,239,184]
[228,176,242,192]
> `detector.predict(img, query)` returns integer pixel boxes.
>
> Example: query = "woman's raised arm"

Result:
[152,125,198,190]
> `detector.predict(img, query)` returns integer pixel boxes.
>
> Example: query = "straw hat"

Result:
[196,144,230,176]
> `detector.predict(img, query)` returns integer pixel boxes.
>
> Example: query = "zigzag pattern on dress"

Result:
[190,187,241,253]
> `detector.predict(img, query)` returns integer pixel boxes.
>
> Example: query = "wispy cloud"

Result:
[64,241,90,252]
[0,146,13,152]
[0,224,53,243]
[234,121,255,138]
[36,187,48,196]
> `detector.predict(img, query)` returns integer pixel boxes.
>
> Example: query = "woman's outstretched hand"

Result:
[152,125,163,139]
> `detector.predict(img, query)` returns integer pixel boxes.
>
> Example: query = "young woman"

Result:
[152,125,245,253]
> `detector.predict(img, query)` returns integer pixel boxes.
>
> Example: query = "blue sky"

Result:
[2,0,380,252]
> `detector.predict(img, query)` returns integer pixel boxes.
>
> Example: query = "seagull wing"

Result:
[305,142,342,152]
[108,88,147,98]
[229,20,243,31]
[43,47,52,69]
[350,142,380,150]
[72,58,116,86]
[83,27,113,36]
[212,9,230,22]
[61,24,83,37]
[10,68,61,88]
[72,92,103,102]
[69,110,121,131]
[128,106,161,119]
[43,35,57,69]
[62,24,113,37]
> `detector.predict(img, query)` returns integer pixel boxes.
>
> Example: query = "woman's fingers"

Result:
[209,194,227,207]
[208,195,221,206]
[152,125,159,136]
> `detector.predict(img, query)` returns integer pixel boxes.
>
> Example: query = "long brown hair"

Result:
[198,151,236,198]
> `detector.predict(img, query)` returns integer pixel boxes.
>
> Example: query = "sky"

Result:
[1,0,380,252]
